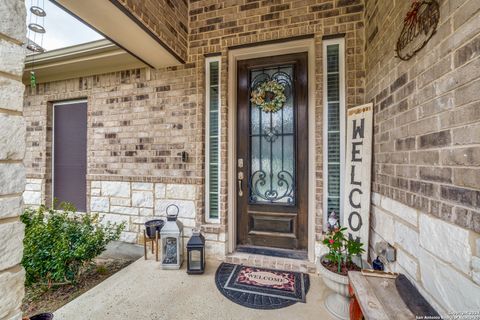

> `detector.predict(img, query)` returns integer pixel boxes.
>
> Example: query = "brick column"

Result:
[0,1,27,319]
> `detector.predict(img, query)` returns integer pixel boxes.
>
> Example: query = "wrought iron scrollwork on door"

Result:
[248,66,296,205]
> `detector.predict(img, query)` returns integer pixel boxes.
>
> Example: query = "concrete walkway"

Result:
[55,258,335,320]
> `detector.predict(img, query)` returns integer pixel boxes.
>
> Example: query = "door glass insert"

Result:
[249,65,295,205]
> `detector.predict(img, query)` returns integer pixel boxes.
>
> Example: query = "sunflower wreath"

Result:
[250,79,287,113]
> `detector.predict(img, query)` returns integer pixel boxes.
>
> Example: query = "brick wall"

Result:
[365,0,480,313]
[188,0,366,252]
[24,0,367,258]
[112,0,188,62]
[0,0,26,319]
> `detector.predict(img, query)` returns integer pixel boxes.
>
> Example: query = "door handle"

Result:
[238,171,244,197]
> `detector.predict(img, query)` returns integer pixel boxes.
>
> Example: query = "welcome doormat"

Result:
[215,263,310,309]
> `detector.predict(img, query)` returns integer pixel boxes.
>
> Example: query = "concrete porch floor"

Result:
[54,258,335,320]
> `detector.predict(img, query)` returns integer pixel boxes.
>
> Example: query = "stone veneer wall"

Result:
[0,0,26,319]
[365,0,480,314]
[24,0,367,260]
[112,0,188,62]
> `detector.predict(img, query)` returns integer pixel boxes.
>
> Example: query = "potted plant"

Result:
[318,226,365,320]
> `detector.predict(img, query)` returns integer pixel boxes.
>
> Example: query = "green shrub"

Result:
[21,202,125,286]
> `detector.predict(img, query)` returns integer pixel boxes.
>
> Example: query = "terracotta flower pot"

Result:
[318,254,351,320]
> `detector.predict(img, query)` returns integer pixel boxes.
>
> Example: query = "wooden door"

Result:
[237,53,308,250]
[53,101,87,212]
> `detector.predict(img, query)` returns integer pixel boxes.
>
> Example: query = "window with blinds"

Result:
[205,57,221,222]
[323,38,345,229]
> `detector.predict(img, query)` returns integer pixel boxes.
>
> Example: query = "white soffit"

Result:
[52,0,183,68]
[23,39,146,84]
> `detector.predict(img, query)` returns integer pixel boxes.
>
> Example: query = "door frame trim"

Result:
[52,99,88,211]
[227,38,316,262]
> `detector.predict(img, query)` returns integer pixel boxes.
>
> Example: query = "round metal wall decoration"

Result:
[396,0,440,61]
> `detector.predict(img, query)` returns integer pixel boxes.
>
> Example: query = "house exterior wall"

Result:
[365,0,480,314]
[112,0,189,62]
[0,0,26,319]
[23,0,366,261]
[21,0,480,313]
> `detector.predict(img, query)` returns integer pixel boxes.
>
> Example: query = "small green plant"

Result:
[323,227,365,274]
[21,202,125,287]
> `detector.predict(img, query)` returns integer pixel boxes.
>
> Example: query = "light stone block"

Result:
[419,213,472,274]
[183,227,193,237]
[204,233,218,241]
[0,114,25,161]
[100,213,129,227]
[371,192,381,206]
[139,208,153,216]
[132,191,154,208]
[111,206,138,215]
[90,188,101,196]
[0,0,27,42]
[0,269,25,320]
[23,191,41,205]
[90,197,109,212]
[0,40,25,76]
[0,163,25,195]
[218,233,226,242]
[472,256,480,271]
[473,272,480,285]
[120,231,137,243]
[25,181,41,191]
[477,238,480,257]
[419,249,480,312]
[131,216,154,225]
[0,76,24,112]
[110,197,131,207]
[396,249,419,280]
[380,195,418,226]
[178,217,195,228]
[91,181,101,188]
[132,182,153,191]
[166,184,196,200]
[101,181,130,198]
[205,241,226,259]
[394,221,420,257]
[371,205,395,244]
[154,183,166,198]
[155,199,195,218]
[0,222,24,271]
[0,196,22,219]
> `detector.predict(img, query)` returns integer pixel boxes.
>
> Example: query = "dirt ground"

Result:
[21,258,134,318]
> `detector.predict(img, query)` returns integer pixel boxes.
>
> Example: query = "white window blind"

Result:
[323,38,345,229]
[205,56,221,222]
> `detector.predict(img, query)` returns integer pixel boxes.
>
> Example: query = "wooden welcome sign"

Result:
[343,103,373,260]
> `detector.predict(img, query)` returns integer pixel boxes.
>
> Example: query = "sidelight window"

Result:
[205,56,221,222]
[323,38,346,229]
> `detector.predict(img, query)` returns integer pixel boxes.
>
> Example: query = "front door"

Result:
[237,53,308,251]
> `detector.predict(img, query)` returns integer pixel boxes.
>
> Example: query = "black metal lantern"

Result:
[186,229,205,274]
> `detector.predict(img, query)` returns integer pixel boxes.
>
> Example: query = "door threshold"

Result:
[236,245,308,261]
